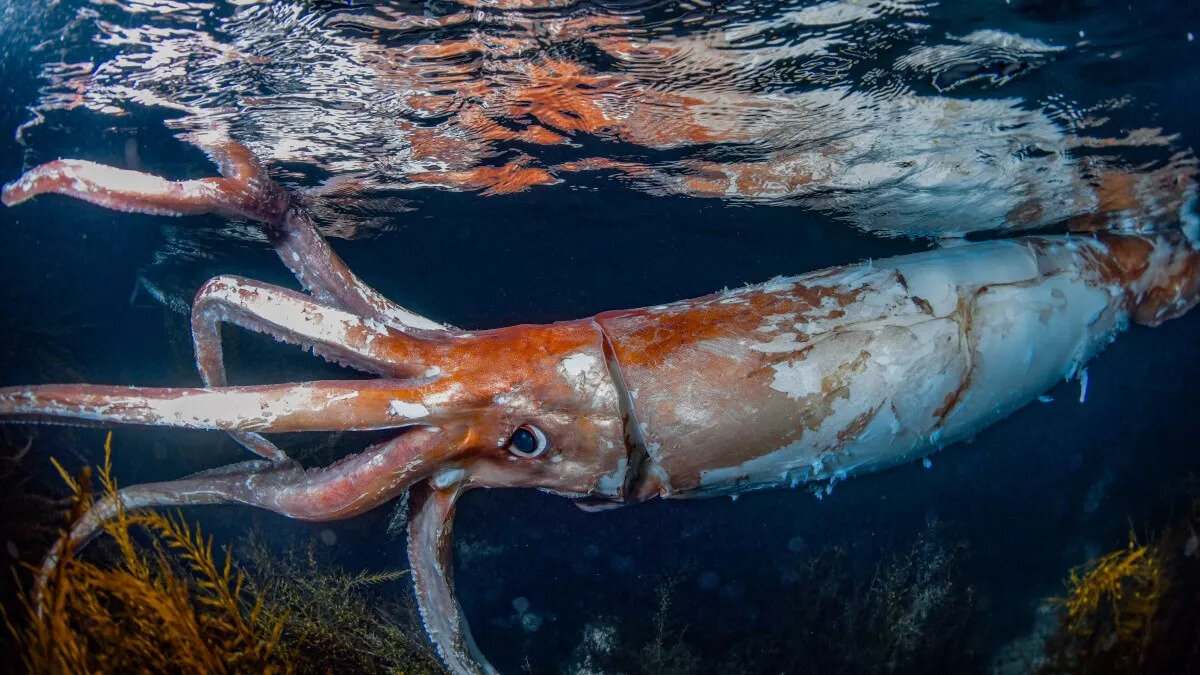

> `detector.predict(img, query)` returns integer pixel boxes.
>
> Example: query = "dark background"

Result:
[0,0,1198,671]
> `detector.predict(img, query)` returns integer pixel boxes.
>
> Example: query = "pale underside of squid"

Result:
[1,136,1197,674]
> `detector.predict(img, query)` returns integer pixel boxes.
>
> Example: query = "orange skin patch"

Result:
[597,281,864,370]
[330,9,1200,236]
[408,159,558,195]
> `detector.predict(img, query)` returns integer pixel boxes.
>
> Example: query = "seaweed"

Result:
[0,428,73,648]
[236,529,444,674]
[567,521,977,674]
[7,432,289,673]
[637,582,702,675]
[5,433,444,674]
[1061,534,1163,654]
[1041,495,1200,674]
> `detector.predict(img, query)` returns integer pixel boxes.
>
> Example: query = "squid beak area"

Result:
[401,415,626,674]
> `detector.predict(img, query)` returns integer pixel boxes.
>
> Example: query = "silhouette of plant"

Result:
[567,522,976,674]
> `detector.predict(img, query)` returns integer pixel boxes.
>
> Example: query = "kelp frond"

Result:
[8,432,443,674]
[237,529,443,674]
[1060,533,1164,647]
[1042,497,1200,674]
[8,432,289,674]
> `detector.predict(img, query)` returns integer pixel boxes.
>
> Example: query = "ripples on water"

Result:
[18,0,1197,248]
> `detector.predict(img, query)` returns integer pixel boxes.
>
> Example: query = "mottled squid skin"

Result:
[601,234,1199,501]
[0,138,1197,674]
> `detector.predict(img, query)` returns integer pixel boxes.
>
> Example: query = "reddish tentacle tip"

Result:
[1,182,22,207]
[2,172,37,207]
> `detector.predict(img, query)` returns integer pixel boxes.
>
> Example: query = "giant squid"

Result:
[0,133,1198,673]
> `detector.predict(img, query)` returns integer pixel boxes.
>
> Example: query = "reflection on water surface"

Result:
[2,1,1199,673]
[22,0,1196,241]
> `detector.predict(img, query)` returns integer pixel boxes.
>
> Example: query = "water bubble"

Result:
[319,528,337,546]
[697,571,720,589]
[787,535,806,553]
[512,596,531,613]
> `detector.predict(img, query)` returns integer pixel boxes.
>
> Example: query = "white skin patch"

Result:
[558,352,602,392]
[674,401,713,426]
[768,361,824,400]
[388,400,429,419]
[430,467,465,489]
[892,241,1040,316]
[203,281,386,357]
[594,456,628,497]
[97,164,174,194]
[559,352,598,378]
[141,388,309,429]
[750,332,807,353]
[759,278,797,294]
[424,383,463,407]
[383,308,446,332]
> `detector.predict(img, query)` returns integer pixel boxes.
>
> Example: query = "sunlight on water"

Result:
[20,0,1196,240]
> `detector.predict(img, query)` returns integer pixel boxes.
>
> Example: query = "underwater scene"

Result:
[0,0,1198,672]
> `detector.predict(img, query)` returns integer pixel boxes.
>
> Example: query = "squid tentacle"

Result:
[0,380,441,433]
[189,274,446,459]
[1,137,447,333]
[408,481,495,675]
[41,427,447,585]
[191,275,441,381]
[190,275,284,461]
[195,134,267,184]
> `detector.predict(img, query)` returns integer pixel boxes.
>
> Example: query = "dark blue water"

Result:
[1,1,1199,672]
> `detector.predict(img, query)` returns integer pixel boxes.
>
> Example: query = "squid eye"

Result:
[508,424,550,458]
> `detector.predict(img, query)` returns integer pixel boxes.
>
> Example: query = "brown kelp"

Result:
[7,433,288,673]
[1041,496,1200,673]
[6,433,442,674]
